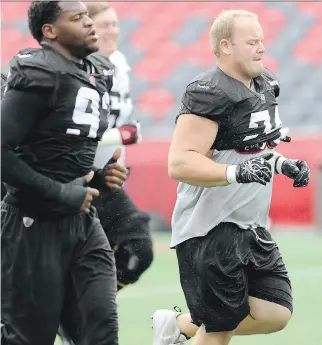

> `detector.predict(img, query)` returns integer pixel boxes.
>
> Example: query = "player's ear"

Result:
[219,39,231,56]
[42,24,58,40]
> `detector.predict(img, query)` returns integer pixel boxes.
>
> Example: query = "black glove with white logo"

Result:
[275,156,310,187]
[226,153,274,186]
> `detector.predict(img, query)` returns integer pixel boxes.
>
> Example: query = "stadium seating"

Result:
[1,1,321,132]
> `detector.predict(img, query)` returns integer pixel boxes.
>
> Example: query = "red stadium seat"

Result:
[294,20,322,64]
[185,30,216,68]
[297,3,322,19]
[114,2,160,21]
[1,28,24,46]
[1,2,30,23]
[130,2,196,52]
[131,14,184,51]
[1,29,24,65]
[134,42,183,83]
[192,2,265,19]
[258,7,285,45]
[263,55,278,73]
[138,87,174,119]
[2,33,40,66]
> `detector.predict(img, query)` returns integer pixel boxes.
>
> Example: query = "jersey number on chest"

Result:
[66,87,110,139]
[243,107,282,142]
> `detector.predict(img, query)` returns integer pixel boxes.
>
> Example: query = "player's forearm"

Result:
[274,151,285,174]
[1,146,62,199]
[1,89,63,199]
[274,151,283,158]
[168,151,229,187]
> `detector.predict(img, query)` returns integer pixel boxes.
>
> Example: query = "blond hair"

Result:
[209,10,258,57]
[85,2,110,19]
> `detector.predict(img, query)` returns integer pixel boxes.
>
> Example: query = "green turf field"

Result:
[56,232,322,345]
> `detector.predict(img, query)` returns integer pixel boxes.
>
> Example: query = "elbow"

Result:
[168,164,179,180]
[168,155,185,181]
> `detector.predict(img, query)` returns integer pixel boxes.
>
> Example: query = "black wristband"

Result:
[274,156,282,174]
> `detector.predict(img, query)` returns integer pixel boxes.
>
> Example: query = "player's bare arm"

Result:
[169,114,273,187]
[168,114,229,187]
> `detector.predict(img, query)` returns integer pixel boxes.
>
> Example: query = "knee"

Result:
[115,238,154,288]
[272,307,292,332]
[251,303,292,333]
[200,326,233,345]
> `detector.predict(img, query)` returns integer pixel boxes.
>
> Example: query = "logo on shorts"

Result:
[23,217,34,228]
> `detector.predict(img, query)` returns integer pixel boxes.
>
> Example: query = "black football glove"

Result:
[275,157,310,187]
[226,153,274,186]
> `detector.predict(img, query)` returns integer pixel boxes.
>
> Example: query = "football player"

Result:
[88,2,153,292]
[1,2,121,344]
[57,4,153,345]
[152,10,310,345]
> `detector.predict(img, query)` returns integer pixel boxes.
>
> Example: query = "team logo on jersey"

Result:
[17,53,32,59]
[197,83,210,90]
[89,75,96,86]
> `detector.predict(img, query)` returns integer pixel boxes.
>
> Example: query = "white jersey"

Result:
[108,50,134,129]
[94,50,134,166]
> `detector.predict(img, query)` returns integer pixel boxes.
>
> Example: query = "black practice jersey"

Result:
[3,44,113,184]
[178,67,286,151]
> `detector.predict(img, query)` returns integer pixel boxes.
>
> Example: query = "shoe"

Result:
[152,307,188,345]
[57,325,74,345]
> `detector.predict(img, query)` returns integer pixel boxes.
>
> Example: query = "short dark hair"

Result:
[28,1,62,43]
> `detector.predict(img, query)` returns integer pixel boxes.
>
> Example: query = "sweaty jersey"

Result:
[93,50,135,166]
[171,67,288,247]
[2,44,113,209]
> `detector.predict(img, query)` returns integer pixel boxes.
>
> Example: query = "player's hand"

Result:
[231,153,274,186]
[103,148,128,189]
[59,171,99,214]
[275,157,310,187]
[79,171,100,213]
[119,121,142,145]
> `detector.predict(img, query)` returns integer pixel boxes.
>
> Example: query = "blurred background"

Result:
[1,2,322,345]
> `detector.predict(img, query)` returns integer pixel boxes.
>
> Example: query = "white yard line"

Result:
[118,266,322,300]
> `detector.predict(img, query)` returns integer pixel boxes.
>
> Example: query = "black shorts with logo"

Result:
[1,201,118,345]
[176,222,292,333]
